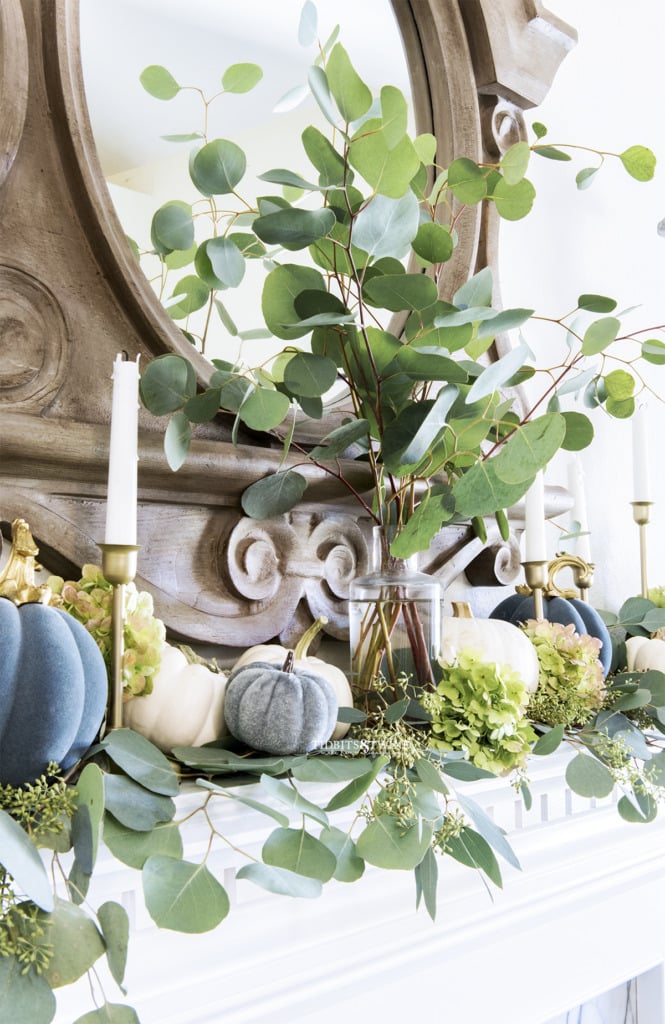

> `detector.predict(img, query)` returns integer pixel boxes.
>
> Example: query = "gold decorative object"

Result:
[631,501,652,599]
[0,518,51,604]
[99,543,140,733]
[519,560,548,621]
[546,552,595,601]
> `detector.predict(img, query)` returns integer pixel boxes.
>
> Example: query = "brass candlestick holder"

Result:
[547,552,595,601]
[631,501,653,599]
[99,543,139,733]
[521,560,548,620]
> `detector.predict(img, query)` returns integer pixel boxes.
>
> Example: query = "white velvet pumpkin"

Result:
[123,643,228,752]
[233,617,353,740]
[441,602,540,693]
[625,635,665,673]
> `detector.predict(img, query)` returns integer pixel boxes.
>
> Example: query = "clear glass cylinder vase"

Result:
[348,528,441,702]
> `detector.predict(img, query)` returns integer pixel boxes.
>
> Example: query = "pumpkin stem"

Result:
[452,601,474,619]
[293,616,329,659]
[282,650,295,674]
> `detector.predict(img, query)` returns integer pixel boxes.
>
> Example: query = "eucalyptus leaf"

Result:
[140,64,180,100]
[236,862,322,898]
[581,316,621,356]
[565,752,615,798]
[531,724,564,755]
[414,757,449,795]
[456,794,520,869]
[259,773,330,826]
[352,190,420,258]
[465,340,530,403]
[302,125,347,186]
[195,236,245,288]
[151,202,194,254]
[620,145,656,181]
[253,207,336,250]
[140,354,196,415]
[356,815,433,870]
[381,384,458,475]
[143,856,230,932]
[0,956,55,1024]
[447,158,487,204]
[238,386,290,430]
[414,845,438,920]
[319,826,365,882]
[196,779,289,827]
[74,762,105,866]
[262,263,327,339]
[307,65,341,129]
[446,828,502,887]
[283,352,338,397]
[491,175,536,220]
[103,817,183,870]
[325,755,390,812]
[104,774,175,832]
[222,62,263,94]
[41,898,105,988]
[241,470,307,518]
[99,729,180,796]
[262,827,337,881]
[363,273,438,312]
[98,901,130,988]
[73,1005,140,1024]
[326,42,372,122]
[0,808,53,912]
[190,138,247,196]
[164,411,192,471]
[292,756,377,784]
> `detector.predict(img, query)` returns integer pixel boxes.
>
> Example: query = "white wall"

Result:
[500,1,665,612]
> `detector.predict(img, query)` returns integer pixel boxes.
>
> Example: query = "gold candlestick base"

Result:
[99,543,140,733]
[547,552,595,601]
[631,501,653,599]
[521,560,548,620]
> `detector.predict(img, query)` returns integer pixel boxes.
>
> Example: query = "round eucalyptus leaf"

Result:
[412,221,454,265]
[73,1004,140,1024]
[253,207,336,250]
[236,862,322,898]
[103,817,183,870]
[319,826,365,882]
[190,138,246,196]
[140,354,196,415]
[239,387,290,430]
[143,856,229,932]
[241,470,307,518]
[167,274,210,319]
[356,815,433,870]
[581,316,621,356]
[349,126,420,198]
[363,273,437,312]
[447,157,487,204]
[221,62,263,93]
[184,387,222,424]
[139,64,180,100]
[262,827,337,882]
[302,124,347,187]
[491,174,536,220]
[565,752,615,798]
[298,0,318,45]
[74,762,105,867]
[500,141,530,184]
[642,338,665,365]
[307,65,340,129]
[261,263,327,340]
[603,368,635,400]
[560,411,594,451]
[0,956,55,1024]
[100,728,180,796]
[151,202,194,255]
[352,190,419,259]
[42,898,105,988]
[578,293,617,313]
[620,144,656,182]
[283,352,338,397]
[104,774,175,832]
[195,237,245,288]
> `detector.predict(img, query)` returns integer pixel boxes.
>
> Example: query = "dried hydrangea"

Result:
[48,564,166,697]
[421,648,535,776]
[522,618,605,728]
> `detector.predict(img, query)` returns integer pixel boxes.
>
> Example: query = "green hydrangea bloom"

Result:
[421,648,535,776]
[648,585,665,608]
[48,564,165,696]
[522,619,605,728]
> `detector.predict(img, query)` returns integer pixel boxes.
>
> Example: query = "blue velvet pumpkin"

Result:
[489,593,612,678]
[0,599,108,786]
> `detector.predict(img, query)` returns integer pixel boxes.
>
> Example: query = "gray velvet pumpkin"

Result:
[223,658,338,755]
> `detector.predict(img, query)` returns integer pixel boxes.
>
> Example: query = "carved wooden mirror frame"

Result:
[0,0,575,649]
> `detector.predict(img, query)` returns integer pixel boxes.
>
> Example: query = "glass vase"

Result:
[348,528,442,705]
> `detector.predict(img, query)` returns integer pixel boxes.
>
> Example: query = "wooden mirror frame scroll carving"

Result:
[0,0,575,649]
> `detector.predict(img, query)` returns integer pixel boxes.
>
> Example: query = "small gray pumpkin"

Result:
[223,654,338,755]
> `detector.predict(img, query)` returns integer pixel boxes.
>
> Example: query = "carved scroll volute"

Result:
[0,0,28,187]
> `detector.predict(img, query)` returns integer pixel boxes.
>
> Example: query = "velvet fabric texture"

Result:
[0,600,108,786]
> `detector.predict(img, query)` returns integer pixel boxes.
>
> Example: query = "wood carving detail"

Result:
[0,265,69,407]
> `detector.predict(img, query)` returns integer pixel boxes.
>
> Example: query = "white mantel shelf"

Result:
[53,750,665,1024]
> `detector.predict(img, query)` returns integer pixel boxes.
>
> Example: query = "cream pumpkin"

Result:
[233,617,353,740]
[625,635,665,673]
[123,643,228,752]
[441,602,540,693]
